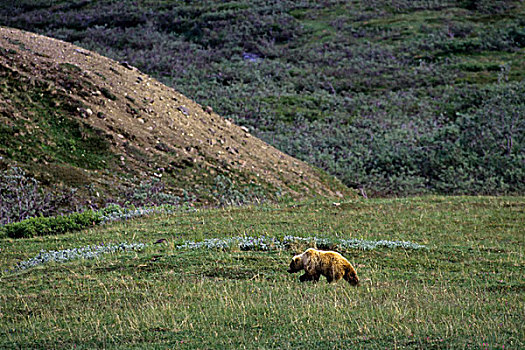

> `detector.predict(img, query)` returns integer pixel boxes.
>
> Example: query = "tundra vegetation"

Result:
[1,0,523,196]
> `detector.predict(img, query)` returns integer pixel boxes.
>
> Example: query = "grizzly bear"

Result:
[287,248,359,286]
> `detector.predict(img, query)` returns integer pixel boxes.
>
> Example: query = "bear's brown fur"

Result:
[287,248,359,286]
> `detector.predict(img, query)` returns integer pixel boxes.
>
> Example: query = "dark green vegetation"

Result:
[0,208,102,238]
[1,0,523,195]
[1,196,523,348]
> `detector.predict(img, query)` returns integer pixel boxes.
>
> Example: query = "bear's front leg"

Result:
[300,273,320,282]
[325,270,343,283]
[299,273,313,282]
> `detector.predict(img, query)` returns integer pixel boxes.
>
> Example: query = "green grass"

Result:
[1,196,523,348]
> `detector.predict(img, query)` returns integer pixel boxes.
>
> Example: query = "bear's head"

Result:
[287,254,303,273]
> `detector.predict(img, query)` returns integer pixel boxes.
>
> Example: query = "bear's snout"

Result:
[287,265,298,273]
[288,259,302,273]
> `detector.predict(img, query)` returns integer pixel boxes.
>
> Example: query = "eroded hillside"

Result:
[0,27,352,207]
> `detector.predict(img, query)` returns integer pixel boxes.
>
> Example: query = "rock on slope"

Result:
[0,27,352,205]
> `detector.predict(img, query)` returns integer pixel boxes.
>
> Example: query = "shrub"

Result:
[122,178,182,207]
[0,202,184,239]
[98,203,179,224]
[175,235,427,252]
[0,167,78,225]
[100,87,117,100]
[268,81,525,196]
[2,210,102,238]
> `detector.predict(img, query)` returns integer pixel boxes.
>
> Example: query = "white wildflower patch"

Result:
[176,236,283,251]
[337,238,427,250]
[14,242,146,271]
[176,235,427,252]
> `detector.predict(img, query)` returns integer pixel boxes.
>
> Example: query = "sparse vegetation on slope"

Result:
[0,26,352,216]
[2,0,523,195]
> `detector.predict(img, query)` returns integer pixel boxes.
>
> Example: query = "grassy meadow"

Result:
[0,196,523,349]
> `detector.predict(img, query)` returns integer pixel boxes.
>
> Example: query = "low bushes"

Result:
[1,210,102,238]
[0,167,78,225]
[0,203,181,239]
[1,1,524,196]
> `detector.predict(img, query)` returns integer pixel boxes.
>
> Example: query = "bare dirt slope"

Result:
[0,27,352,205]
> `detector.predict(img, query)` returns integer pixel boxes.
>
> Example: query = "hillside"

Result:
[1,0,523,196]
[0,27,351,211]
